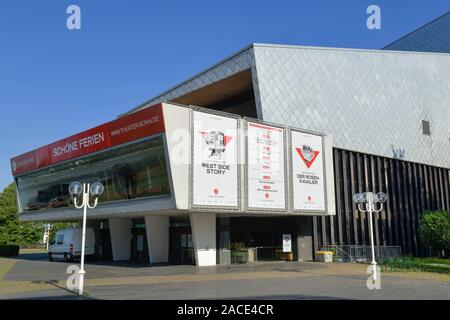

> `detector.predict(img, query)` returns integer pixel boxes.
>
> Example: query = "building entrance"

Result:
[131,219,149,263]
[169,216,195,265]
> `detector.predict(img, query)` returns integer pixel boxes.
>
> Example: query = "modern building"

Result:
[11,14,450,266]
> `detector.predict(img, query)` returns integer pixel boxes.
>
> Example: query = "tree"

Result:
[0,183,77,245]
[419,210,450,258]
[0,183,41,245]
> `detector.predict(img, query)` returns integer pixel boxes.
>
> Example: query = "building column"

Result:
[190,213,216,266]
[144,216,169,264]
[108,218,132,261]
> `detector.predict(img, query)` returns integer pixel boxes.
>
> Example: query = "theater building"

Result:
[11,15,450,266]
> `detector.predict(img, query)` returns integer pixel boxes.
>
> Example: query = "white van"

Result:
[48,228,95,262]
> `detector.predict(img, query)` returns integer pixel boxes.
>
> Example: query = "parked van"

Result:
[48,228,95,262]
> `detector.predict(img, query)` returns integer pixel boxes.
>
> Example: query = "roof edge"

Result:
[382,11,450,49]
[122,43,256,117]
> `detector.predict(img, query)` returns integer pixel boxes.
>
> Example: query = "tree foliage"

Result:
[0,183,77,245]
[419,210,450,256]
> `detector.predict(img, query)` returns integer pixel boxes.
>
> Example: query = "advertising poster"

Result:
[291,130,326,212]
[282,234,292,253]
[192,111,238,207]
[247,122,286,210]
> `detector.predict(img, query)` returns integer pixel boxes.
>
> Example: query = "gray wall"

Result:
[253,45,450,169]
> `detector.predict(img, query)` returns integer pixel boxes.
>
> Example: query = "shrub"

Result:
[419,210,450,257]
[382,256,421,272]
[0,244,20,257]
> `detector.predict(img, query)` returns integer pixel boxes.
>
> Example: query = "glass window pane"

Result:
[17,136,170,213]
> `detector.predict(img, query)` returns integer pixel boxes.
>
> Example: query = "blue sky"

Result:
[0,0,448,190]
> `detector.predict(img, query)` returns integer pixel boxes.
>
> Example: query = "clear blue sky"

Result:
[0,0,448,190]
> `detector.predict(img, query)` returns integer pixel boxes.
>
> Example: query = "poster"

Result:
[291,130,326,212]
[282,234,292,253]
[192,111,238,207]
[137,234,144,252]
[187,234,193,248]
[247,122,286,210]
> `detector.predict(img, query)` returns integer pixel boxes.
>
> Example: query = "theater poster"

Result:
[246,121,286,210]
[191,110,239,208]
[290,130,326,212]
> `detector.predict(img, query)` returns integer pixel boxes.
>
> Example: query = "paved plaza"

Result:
[0,251,449,300]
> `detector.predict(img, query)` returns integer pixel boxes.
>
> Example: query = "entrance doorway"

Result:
[130,219,149,263]
[169,216,195,265]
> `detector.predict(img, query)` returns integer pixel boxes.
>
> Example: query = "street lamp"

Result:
[43,223,52,251]
[353,191,386,281]
[68,181,104,295]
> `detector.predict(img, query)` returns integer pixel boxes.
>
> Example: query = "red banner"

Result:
[11,104,165,176]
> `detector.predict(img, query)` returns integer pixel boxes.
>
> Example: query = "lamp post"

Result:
[68,181,104,295]
[43,223,52,251]
[353,191,386,281]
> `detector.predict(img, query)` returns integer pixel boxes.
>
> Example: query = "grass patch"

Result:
[419,258,450,265]
[381,257,450,274]
[0,259,16,280]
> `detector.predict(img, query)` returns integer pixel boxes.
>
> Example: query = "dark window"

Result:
[56,234,64,245]
[422,120,431,135]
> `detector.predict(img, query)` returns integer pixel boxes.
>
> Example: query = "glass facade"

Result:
[16,136,170,213]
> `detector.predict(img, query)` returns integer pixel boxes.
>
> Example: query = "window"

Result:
[422,120,431,135]
[56,234,64,245]
[16,136,170,213]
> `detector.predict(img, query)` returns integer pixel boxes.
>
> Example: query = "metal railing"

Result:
[320,245,402,263]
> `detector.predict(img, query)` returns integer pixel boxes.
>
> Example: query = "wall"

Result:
[253,45,450,170]
[314,148,450,256]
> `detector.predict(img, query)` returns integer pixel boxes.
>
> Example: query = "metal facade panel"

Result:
[383,12,450,54]
[253,45,450,169]
[321,149,450,256]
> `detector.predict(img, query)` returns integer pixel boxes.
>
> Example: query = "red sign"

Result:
[295,148,320,169]
[11,104,165,176]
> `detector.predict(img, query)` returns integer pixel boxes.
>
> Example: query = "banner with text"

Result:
[11,104,165,176]
[192,111,238,208]
[291,130,326,212]
[246,122,286,210]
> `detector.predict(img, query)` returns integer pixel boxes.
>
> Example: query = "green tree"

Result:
[419,210,450,258]
[0,183,41,245]
[0,183,78,246]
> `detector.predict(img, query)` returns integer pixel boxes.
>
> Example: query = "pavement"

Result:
[0,251,449,300]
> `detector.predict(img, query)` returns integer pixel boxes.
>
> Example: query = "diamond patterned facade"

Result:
[253,45,450,169]
[128,44,450,169]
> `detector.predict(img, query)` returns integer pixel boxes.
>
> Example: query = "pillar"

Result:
[108,218,132,261]
[190,213,216,266]
[144,216,169,264]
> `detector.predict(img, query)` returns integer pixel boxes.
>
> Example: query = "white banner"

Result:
[247,122,286,210]
[291,130,326,212]
[192,111,238,207]
[282,234,292,252]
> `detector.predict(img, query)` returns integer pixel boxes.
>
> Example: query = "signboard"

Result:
[137,234,144,252]
[187,234,193,248]
[11,104,165,176]
[191,110,239,208]
[282,234,292,253]
[290,130,326,212]
[246,121,286,210]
